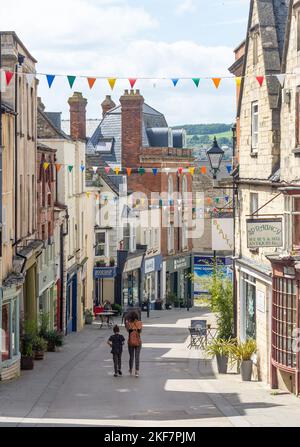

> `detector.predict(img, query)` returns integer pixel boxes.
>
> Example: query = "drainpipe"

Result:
[14,61,18,251]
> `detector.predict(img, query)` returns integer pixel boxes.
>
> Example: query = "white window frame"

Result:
[284,195,300,252]
[95,231,108,257]
[251,101,259,152]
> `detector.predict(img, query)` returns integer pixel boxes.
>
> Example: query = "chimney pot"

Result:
[68,91,87,141]
[101,95,116,118]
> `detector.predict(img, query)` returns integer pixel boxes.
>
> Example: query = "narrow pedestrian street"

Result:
[0,308,299,428]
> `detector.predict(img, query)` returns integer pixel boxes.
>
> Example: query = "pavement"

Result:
[0,307,300,427]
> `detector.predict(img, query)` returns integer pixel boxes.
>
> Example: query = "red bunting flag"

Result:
[5,71,14,86]
[129,79,137,89]
[87,78,97,89]
[105,167,110,174]
[178,167,183,175]
[256,76,264,87]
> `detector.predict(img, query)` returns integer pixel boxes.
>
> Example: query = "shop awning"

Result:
[123,255,144,274]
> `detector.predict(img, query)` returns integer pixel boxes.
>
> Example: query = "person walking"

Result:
[107,325,125,377]
[126,311,143,377]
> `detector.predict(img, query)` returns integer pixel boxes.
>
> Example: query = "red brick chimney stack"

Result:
[68,92,87,141]
[101,95,116,118]
[120,89,144,169]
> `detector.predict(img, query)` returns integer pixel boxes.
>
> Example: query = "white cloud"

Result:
[175,0,197,15]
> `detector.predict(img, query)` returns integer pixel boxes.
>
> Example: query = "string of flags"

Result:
[42,162,233,176]
[0,69,292,91]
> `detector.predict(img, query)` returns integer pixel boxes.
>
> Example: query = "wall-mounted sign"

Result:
[247,219,283,248]
[256,290,265,313]
[212,218,234,251]
[123,256,144,273]
[94,267,117,279]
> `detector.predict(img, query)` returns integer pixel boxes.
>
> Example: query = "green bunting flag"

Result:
[68,166,74,173]
[139,167,146,176]
[192,78,200,87]
[67,76,76,88]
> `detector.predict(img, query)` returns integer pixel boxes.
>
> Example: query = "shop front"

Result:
[122,255,144,308]
[37,246,57,330]
[66,264,78,334]
[166,254,192,306]
[94,266,117,306]
[141,255,163,309]
[0,280,23,381]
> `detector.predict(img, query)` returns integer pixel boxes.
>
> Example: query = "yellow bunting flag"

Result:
[86,192,91,199]
[126,168,132,177]
[55,163,62,172]
[115,167,120,175]
[212,78,221,89]
[235,77,242,87]
[189,167,195,176]
[108,78,117,90]
[43,162,49,170]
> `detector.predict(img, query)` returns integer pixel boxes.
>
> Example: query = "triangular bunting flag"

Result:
[276,74,285,87]
[87,77,97,89]
[105,167,110,174]
[178,167,183,175]
[43,162,49,170]
[189,167,195,176]
[192,78,200,88]
[256,76,264,87]
[138,167,145,176]
[68,166,74,173]
[226,165,232,174]
[108,78,117,90]
[46,74,55,88]
[212,78,221,89]
[225,196,230,203]
[115,167,120,175]
[55,163,62,172]
[5,71,14,86]
[67,75,76,89]
[172,79,179,87]
[126,168,132,177]
[80,164,85,172]
[95,193,99,200]
[26,73,35,86]
[129,79,137,89]
[207,198,211,205]
[216,198,220,204]
[201,166,207,175]
[235,77,242,87]
[86,192,91,199]
[152,168,158,176]
[92,167,98,174]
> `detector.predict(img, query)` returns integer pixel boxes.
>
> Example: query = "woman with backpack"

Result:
[126,311,143,377]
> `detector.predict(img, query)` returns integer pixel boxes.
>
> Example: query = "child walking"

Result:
[107,325,125,377]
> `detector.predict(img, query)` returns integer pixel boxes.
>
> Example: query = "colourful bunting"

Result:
[235,77,242,87]
[68,166,73,173]
[276,74,285,87]
[26,73,35,86]
[5,71,14,86]
[55,163,62,173]
[216,197,220,204]
[46,74,55,88]
[129,79,137,89]
[152,168,158,176]
[207,198,212,205]
[189,167,195,176]
[105,167,110,174]
[172,79,179,87]
[126,168,132,177]
[92,167,98,174]
[87,77,97,89]
[212,78,221,89]
[108,78,117,90]
[86,192,91,199]
[43,162,49,171]
[225,196,230,203]
[178,167,183,175]
[256,76,264,87]
[139,167,145,176]
[226,165,232,174]
[80,164,85,172]
[192,78,200,88]
[115,167,120,175]
[201,166,207,175]
[67,75,76,88]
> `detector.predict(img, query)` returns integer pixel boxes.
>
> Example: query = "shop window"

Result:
[272,277,297,368]
[251,101,259,152]
[243,274,256,339]
[250,192,258,216]
[284,196,300,252]
[1,304,10,361]
[95,232,107,257]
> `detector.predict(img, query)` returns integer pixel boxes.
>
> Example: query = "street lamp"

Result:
[206,137,224,180]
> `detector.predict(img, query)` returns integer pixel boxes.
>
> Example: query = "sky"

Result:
[1,0,250,125]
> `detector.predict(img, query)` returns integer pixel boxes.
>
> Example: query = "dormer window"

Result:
[95,138,114,153]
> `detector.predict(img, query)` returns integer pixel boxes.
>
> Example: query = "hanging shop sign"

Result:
[246,219,283,248]
[93,267,117,279]
[212,218,234,251]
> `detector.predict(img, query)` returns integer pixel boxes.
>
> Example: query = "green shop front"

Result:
[166,254,193,307]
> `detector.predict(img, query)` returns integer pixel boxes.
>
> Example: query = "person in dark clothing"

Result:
[125,311,143,377]
[107,325,125,377]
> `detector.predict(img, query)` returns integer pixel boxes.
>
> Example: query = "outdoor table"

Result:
[95,311,117,328]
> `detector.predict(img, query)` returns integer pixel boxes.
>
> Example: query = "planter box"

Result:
[34,351,45,361]
[47,342,56,352]
[21,356,34,370]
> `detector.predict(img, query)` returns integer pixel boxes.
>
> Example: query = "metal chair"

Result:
[188,320,208,349]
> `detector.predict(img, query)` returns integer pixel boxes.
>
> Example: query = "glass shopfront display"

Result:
[243,274,257,339]
[123,270,140,307]
[1,299,18,363]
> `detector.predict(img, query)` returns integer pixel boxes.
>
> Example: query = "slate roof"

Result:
[86,103,169,168]
[273,0,290,58]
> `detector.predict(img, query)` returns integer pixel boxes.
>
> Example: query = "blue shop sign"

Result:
[194,256,232,296]
[94,267,117,279]
[142,255,163,275]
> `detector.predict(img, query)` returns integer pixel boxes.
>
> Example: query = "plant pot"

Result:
[241,360,253,381]
[47,341,56,352]
[85,316,93,325]
[216,354,228,374]
[34,350,45,361]
[21,356,34,370]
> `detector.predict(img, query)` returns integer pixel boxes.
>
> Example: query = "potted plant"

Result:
[39,312,50,338]
[111,303,122,315]
[33,336,48,360]
[231,338,257,381]
[205,338,235,374]
[21,337,34,370]
[179,299,186,309]
[154,299,163,310]
[165,293,175,310]
[44,330,64,352]
[84,309,94,325]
